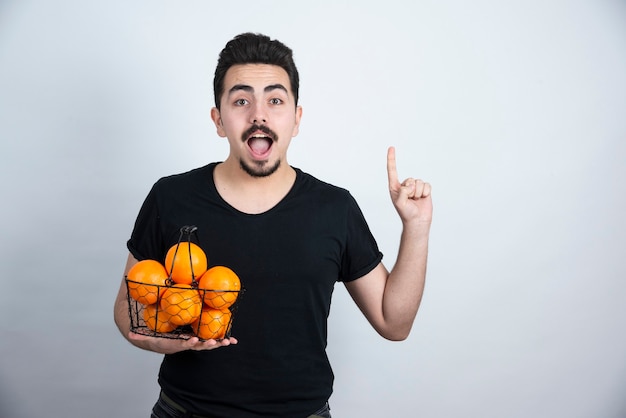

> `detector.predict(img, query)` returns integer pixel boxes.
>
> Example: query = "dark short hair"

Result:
[213,32,300,109]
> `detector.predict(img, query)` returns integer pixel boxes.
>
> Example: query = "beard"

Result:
[239,158,281,178]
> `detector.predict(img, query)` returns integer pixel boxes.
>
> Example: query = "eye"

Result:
[234,98,249,106]
[269,98,283,105]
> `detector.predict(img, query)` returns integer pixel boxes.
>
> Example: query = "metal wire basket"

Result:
[125,225,243,340]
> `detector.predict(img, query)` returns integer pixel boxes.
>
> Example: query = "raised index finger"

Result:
[387,146,400,189]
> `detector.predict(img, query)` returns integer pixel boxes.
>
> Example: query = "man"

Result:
[114,32,432,418]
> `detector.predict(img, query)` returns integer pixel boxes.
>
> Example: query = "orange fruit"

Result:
[143,303,177,333]
[160,284,202,326]
[198,266,241,309]
[191,307,232,340]
[127,260,168,305]
[164,242,208,285]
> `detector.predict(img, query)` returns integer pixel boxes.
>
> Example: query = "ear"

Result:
[292,106,303,137]
[210,107,227,138]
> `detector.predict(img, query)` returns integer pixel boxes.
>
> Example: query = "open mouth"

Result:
[247,133,273,157]
[244,125,276,159]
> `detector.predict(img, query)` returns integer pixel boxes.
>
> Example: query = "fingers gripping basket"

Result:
[125,226,243,340]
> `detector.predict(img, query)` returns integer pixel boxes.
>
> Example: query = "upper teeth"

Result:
[252,134,266,138]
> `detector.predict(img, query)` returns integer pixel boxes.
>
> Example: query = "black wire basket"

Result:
[125,226,243,341]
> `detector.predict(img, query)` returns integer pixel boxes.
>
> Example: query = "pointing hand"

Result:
[387,146,433,225]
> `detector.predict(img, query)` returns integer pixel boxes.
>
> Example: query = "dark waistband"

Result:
[160,391,330,418]
[160,391,215,418]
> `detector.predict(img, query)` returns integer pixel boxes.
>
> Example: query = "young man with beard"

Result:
[114,32,432,418]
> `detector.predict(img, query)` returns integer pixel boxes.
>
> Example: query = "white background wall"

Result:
[1,1,625,417]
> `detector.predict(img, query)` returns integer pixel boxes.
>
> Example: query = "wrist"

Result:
[402,218,431,235]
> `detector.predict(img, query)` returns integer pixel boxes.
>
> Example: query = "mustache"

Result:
[241,124,278,142]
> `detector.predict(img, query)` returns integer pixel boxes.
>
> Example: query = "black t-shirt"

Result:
[127,163,382,417]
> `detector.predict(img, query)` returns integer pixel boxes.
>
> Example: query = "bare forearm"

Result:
[113,285,164,353]
[382,221,430,339]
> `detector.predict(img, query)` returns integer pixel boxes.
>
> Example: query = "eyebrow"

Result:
[228,83,289,96]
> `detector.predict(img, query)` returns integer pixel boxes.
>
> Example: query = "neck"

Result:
[213,159,296,214]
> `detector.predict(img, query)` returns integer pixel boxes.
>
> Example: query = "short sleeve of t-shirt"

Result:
[127,182,165,262]
[339,193,383,282]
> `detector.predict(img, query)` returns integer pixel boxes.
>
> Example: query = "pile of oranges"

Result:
[126,241,241,340]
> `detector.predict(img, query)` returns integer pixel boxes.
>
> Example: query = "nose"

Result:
[251,102,268,124]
